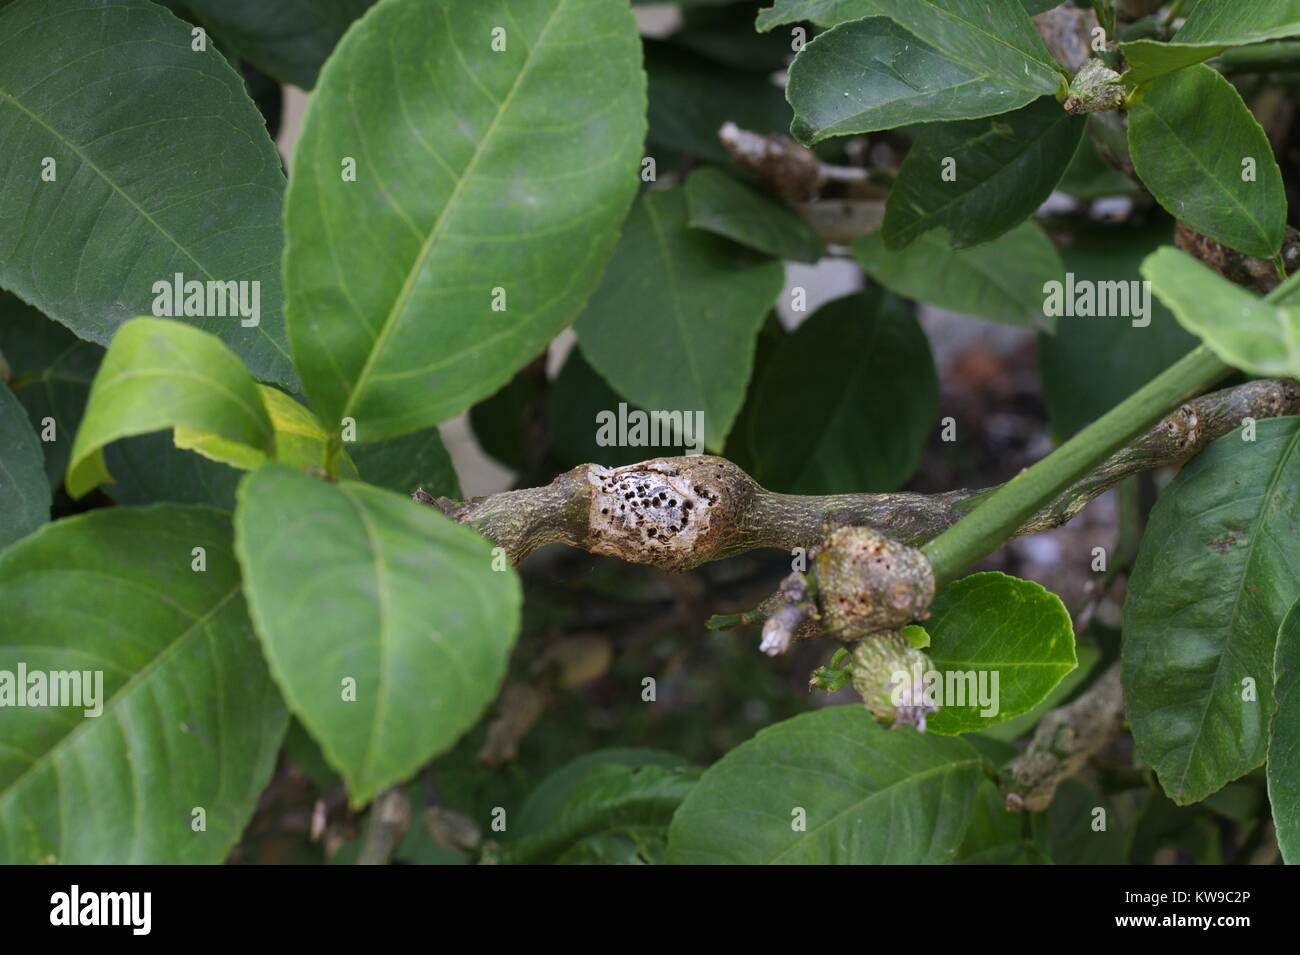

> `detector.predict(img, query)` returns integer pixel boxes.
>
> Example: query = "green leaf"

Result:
[234,465,522,806]
[1128,65,1286,259]
[1057,120,1140,200]
[788,17,1038,145]
[866,0,1063,98]
[747,291,937,494]
[1124,417,1300,805]
[1269,599,1300,864]
[0,380,50,550]
[1176,1,1300,45]
[924,572,1076,736]
[350,429,461,499]
[646,41,790,166]
[665,706,984,863]
[284,0,645,442]
[468,367,547,473]
[513,748,690,838]
[958,777,1050,863]
[0,0,296,387]
[160,0,376,89]
[684,167,823,263]
[1142,247,1300,379]
[1122,0,1300,85]
[174,386,340,475]
[1118,39,1226,86]
[575,188,783,452]
[1037,220,1197,439]
[883,97,1085,249]
[1047,779,1143,864]
[756,0,1058,31]
[756,0,880,32]
[979,638,1100,742]
[0,294,101,491]
[66,319,275,500]
[548,349,690,470]
[854,221,1063,331]
[103,432,242,511]
[0,506,288,862]
[502,762,701,865]
[670,2,796,73]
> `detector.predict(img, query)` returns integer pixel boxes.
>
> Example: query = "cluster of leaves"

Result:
[0,0,1297,864]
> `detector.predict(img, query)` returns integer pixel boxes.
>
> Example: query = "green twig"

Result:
[921,345,1230,586]
[923,272,1300,586]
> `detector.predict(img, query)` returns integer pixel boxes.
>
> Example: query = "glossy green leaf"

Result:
[66,319,275,500]
[1122,1,1300,85]
[0,506,288,863]
[172,385,359,480]
[788,17,1038,145]
[0,380,49,550]
[684,167,823,263]
[1176,1,1300,45]
[234,465,522,807]
[958,777,1049,863]
[854,221,1063,331]
[103,433,242,511]
[646,41,789,166]
[575,188,783,452]
[512,748,689,839]
[1269,599,1300,864]
[1142,247,1300,379]
[350,428,461,499]
[502,762,701,865]
[1124,418,1300,805]
[980,638,1100,742]
[161,0,376,89]
[748,291,937,494]
[1038,221,1196,439]
[0,294,101,491]
[1058,121,1140,200]
[866,0,1063,98]
[665,706,984,863]
[0,0,295,387]
[1128,65,1286,259]
[756,0,880,32]
[1046,779,1143,864]
[467,367,548,474]
[883,97,1085,249]
[548,349,689,470]
[670,2,795,73]
[756,0,1058,31]
[1118,39,1226,86]
[924,573,1076,735]
[284,0,645,442]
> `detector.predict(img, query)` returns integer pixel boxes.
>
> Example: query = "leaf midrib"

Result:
[1137,75,1274,252]
[1174,423,1300,797]
[882,0,1058,93]
[765,758,979,863]
[0,585,241,808]
[339,0,571,424]
[0,89,292,369]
